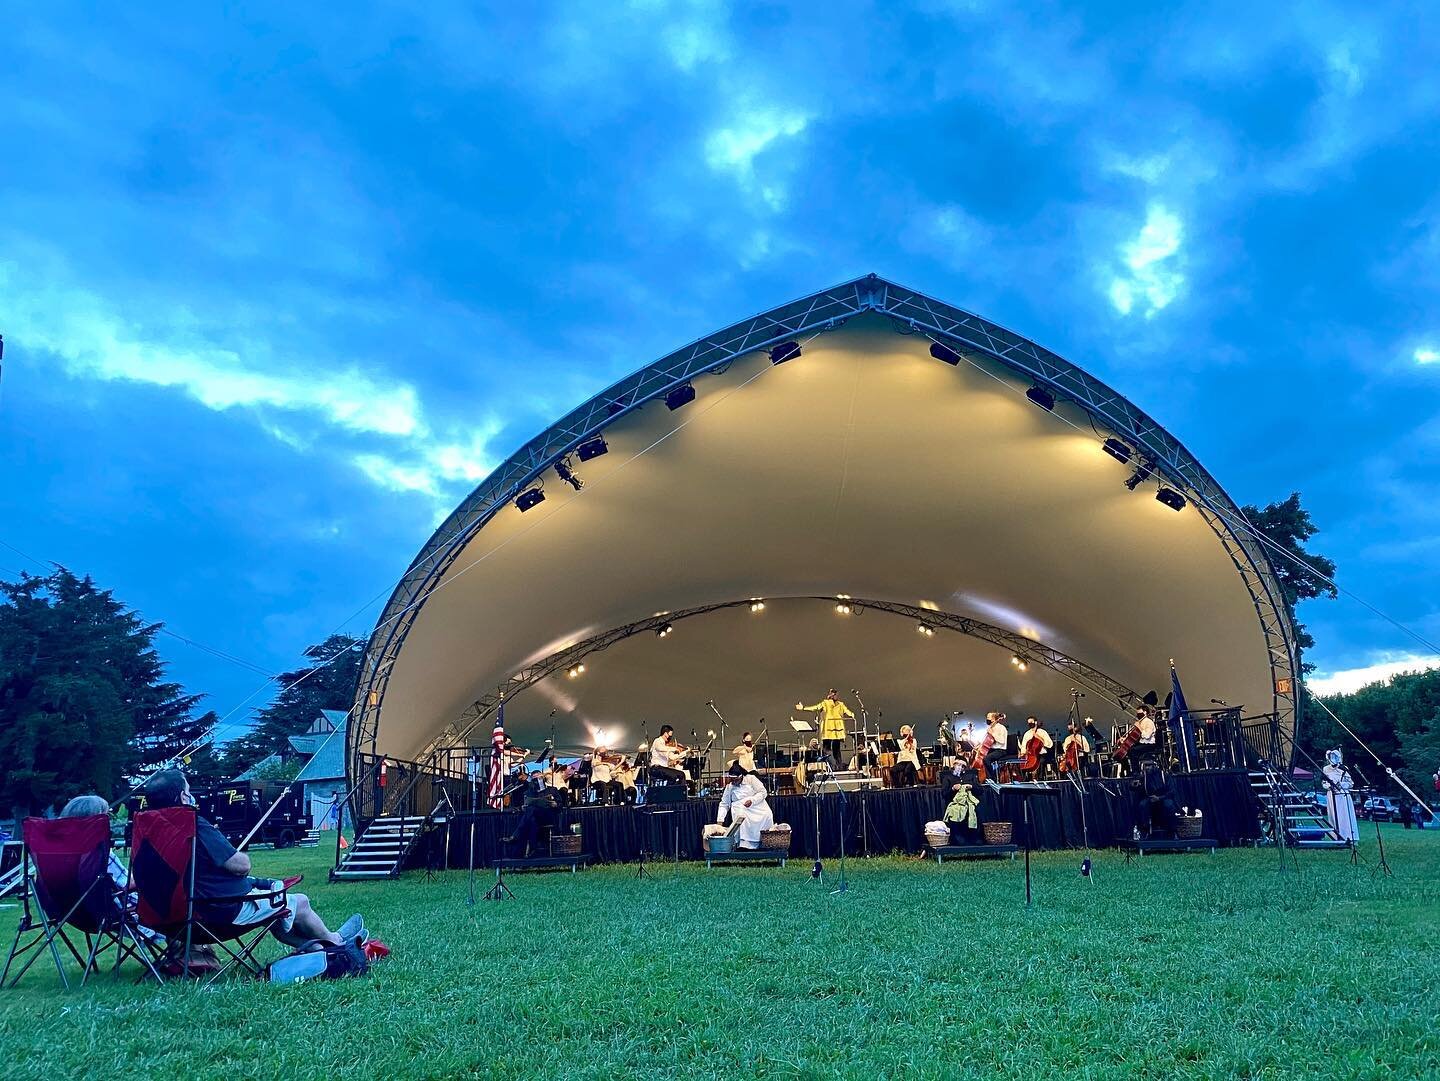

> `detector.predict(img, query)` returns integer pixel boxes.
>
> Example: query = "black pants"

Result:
[892,761,918,788]
[984,750,1007,779]
[823,739,843,766]
[649,765,687,788]
[949,821,977,844]
[591,780,623,805]
[510,803,556,851]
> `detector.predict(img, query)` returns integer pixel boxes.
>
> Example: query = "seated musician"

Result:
[983,712,1009,779]
[589,748,623,806]
[543,760,571,806]
[849,737,880,774]
[1059,720,1091,776]
[716,763,775,849]
[942,782,980,844]
[1018,716,1054,778]
[648,725,689,789]
[1131,707,1159,770]
[892,725,920,787]
[730,732,757,772]
[502,772,560,857]
[613,757,638,805]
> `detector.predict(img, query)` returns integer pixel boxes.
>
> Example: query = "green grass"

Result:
[2,829,1438,1079]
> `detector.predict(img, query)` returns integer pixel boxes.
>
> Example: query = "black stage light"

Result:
[930,341,962,366]
[555,457,583,491]
[576,436,609,462]
[1155,487,1186,511]
[1025,384,1056,411]
[655,622,674,638]
[515,487,545,512]
[1124,460,1154,491]
[769,341,801,365]
[1102,438,1132,464]
[665,383,696,410]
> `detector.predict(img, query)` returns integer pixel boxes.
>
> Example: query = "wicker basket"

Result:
[1176,816,1203,840]
[982,821,1013,845]
[706,836,734,854]
[551,833,582,856]
[924,832,950,849]
[759,828,791,852]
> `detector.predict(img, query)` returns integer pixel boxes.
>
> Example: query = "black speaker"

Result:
[645,784,688,805]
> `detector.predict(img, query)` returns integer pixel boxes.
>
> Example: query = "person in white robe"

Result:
[1321,748,1359,843]
[716,763,775,849]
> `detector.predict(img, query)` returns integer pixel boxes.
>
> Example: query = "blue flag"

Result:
[1169,664,1198,770]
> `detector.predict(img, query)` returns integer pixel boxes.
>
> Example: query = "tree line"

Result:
[1,493,1434,817]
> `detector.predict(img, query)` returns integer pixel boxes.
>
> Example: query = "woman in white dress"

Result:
[716,763,774,849]
[1321,748,1359,843]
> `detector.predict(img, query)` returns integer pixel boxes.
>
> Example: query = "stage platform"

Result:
[422,769,1259,871]
[928,844,1019,863]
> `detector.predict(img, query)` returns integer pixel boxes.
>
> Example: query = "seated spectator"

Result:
[59,794,166,949]
[144,769,364,949]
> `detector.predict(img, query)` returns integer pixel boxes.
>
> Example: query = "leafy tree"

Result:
[1316,668,1440,796]
[1240,492,1338,672]
[0,568,205,816]
[220,633,361,776]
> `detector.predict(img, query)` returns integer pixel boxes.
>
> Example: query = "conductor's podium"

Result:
[927,844,1019,864]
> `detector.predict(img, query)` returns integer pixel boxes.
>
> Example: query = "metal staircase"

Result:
[1249,764,1348,849]
[329,815,429,880]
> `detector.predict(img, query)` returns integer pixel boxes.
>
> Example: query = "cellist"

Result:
[1059,719,1091,777]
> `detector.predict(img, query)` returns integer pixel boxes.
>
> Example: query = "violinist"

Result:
[613,757,639,805]
[648,725,690,789]
[892,725,920,787]
[589,747,623,806]
[730,732,757,772]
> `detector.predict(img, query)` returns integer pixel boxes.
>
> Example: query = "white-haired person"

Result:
[60,794,166,950]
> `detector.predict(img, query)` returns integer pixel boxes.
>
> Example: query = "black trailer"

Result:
[127,781,306,849]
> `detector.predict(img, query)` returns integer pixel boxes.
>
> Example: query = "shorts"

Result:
[232,881,296,933]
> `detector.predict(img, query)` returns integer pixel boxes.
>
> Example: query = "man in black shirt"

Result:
[145,770,361,949]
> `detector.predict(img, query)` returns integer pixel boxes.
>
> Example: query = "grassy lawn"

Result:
[1,828,1437,1079]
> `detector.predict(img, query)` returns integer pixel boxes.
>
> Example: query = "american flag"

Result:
[486,701,507,810]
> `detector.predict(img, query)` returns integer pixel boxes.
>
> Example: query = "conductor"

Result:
[795,689,855,766]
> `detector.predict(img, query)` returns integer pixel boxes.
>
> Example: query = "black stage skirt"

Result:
[429,769,1259,869]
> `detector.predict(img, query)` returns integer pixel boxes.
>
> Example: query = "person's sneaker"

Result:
[337,913,364,944]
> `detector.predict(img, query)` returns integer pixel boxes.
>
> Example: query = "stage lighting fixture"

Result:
[835,602,852,615]
[567,663,585,679]
[1102,438,1132,464]
[1025,385,1056,411]
[1015,658,1029,671]
[554,457,583,491]
[916,623,935,637]
[769,341,801,365]
[576,436,609,462]
[515,487,545,512]
[655,622,674,638]
[749,600,766,613]
[665,383,696,410]
[1155,487,1186,511]
[930,341,962,366]
[1124,460,1154,491]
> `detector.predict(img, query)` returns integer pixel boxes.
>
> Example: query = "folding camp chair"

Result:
[130,806,293,986]
[1,815,161,990]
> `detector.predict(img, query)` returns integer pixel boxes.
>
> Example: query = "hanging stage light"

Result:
[576,436,609,462]
[835,602,853,615]
[1155,487,1186,511]
[1124,459,1154,491]
[930,341,962,366]
[916,622,935,637]
[515,487,545,512]
[769,341,801,365]
[749,600,766,612]
[555,457,583,491]
[665,383,696,410]
[655,622,674,638]
[1025,384,1056,411]
[1102,437,1132,464]
[567,663,586,679]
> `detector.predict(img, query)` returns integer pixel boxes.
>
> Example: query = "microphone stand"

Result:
[707,701,727,776]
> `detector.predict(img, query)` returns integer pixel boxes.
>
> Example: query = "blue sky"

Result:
[3,2,1438,738]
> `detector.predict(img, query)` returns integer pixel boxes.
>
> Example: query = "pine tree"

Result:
[0,568,205,816]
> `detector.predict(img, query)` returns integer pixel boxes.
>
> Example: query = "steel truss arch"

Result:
[350,275,1299,784]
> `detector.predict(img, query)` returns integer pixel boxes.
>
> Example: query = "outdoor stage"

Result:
[426,769,1260,870]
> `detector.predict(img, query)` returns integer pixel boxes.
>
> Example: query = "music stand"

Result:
[997,783,1060,908]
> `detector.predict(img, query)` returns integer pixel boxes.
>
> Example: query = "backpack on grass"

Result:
[265,941,368,985]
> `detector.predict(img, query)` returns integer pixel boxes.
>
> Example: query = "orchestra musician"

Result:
[589,747,623,806]
[982,712,1009,779]
[1018,716,1054,779]
[848,737,880,774]
[795,689,855,766]
[716,762,775,849]
[1130,706,1159,771]
[730,732,757,772]
[892,725,920,787]
[501,771,560,857]
[613,757,639,805]
[1059,719,1091,777]
[543,760,571,807]
[648,725,690,789]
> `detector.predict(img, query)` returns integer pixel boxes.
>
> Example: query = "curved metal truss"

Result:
[350,274,1298,783]
[411,596,1146,764]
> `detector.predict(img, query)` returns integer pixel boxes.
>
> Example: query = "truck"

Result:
[127,780,307,849]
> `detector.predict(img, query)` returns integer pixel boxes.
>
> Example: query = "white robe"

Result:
[717,775,774,848]
[1322,764,1358,842]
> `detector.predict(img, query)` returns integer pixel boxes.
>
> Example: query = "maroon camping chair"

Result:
[1,815,161,989]
[130,806,294,985]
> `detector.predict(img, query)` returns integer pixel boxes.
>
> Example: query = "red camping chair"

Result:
[130,806,294,985]
[1,815,161,989]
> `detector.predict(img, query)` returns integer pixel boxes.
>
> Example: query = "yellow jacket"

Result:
[799,699,855,741]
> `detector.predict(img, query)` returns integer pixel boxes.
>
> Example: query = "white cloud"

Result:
[1309,654,1440,697]
[704,105,810,209]
[1108,203,1185,318]
[1415,347,1439,365]
[351,419,506,503]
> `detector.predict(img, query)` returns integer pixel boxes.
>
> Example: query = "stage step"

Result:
[330,815,433,881]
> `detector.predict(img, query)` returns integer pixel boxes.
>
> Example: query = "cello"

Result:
[969,730,994,783]
[1058,737,1081,775]
[1019,730,1042,777]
